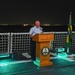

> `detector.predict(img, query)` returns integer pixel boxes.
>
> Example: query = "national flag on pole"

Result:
[66,12,72,48]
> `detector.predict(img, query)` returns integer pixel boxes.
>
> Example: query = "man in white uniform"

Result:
[29,20,43,61]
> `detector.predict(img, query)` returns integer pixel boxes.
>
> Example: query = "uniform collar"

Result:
[34,26,40,28]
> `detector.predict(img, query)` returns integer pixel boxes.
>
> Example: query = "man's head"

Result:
[35,20,40,27]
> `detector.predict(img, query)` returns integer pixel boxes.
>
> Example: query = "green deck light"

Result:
[57,48,65,52]
[0,63,7,66]
[0,53,10,58]
[0,59,10,67]
[57,52,67,58]
[57,52,75,62]
[33,58,40,67]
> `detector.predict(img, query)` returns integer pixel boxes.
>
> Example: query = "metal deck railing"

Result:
[0,32,75,54]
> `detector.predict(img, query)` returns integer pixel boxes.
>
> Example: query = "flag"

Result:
[66,12,72,48]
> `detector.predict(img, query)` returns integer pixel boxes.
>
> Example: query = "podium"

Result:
[32,33,54,67]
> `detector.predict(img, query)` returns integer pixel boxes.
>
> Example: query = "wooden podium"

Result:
[32,33,54,67]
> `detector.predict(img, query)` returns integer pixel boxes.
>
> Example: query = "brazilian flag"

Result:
[66,12,72,50]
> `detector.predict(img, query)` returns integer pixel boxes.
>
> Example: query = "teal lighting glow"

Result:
[33,58,40,67]
[57,52,75,62]
[0,63,7,66]
[58,48,65,52]
[0,54,10,58]
[0,59,11,67]
[33,61,40,67]
[57,52,67,58]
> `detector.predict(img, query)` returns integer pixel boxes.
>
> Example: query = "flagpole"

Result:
[66,12,72,54]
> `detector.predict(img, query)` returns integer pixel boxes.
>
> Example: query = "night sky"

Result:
[0,0,75,24]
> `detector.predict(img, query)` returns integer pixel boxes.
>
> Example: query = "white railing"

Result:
[0,32,75,54]
[0,33,10,54]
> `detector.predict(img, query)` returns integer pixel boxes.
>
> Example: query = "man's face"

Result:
[35,21,40,27]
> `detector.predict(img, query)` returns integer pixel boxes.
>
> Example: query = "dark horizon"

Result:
[0,0,75,24]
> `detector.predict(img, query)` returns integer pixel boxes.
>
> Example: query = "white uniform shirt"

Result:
[29,26,43,37]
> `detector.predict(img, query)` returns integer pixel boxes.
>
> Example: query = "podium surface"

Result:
[33,33,54,42]
[32,33,54,67]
